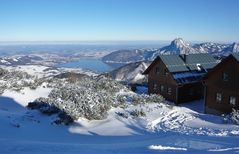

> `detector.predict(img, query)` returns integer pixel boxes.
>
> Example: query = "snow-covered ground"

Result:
[1,96,239,154]
[2,82,52,106]
[0,65,239,154]
[0,65,58,77]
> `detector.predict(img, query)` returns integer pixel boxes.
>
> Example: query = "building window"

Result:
[155,67,160,75]
[223,72,229,81]
[164,69,168,76]
[189,88,194,96]
[229,96,236,106]
[216,93,222,103]
[153,83,158,91]
[167,87,172,95]
[160,85,164,92]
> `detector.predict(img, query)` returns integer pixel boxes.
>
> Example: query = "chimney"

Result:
[180,54,187,63]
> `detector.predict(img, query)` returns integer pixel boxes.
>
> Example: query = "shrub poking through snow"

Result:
[230,109,239,125]
[115,112,129,118]
[130,109,146,117]
[29,77,130,122]
[223,109,239,125]
[116,93,164,106]
[29,76,165,124]
[53,112,74,125]
[0,67,44,92]
[28,101,60,115]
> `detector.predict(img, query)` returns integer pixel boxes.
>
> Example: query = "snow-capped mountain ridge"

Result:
[232,42,239,52]
[102,38,239,63]
[107,61,151,83]
[152,38,239,59]
[160,38,195,54]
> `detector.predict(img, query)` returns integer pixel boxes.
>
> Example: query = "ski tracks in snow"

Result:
[147,108,195,131]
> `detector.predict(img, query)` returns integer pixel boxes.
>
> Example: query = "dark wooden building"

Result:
[204,53,239,114]
[143,53,218,104]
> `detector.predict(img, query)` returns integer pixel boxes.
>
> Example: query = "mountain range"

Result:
[102,38,239,63]
[106,61,151,84]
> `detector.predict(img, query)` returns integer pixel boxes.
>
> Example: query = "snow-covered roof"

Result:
[159,53,218,73]
[144,53,218,84]
[173,71,206,84]
[144,53,218,74]
[204,53,239,80]
[232,53,239,62]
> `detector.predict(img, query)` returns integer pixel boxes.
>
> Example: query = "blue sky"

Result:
[0,0,238,42]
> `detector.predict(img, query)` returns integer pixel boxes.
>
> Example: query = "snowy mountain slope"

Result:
[193,42,239,57]
[2,83,52,106]
[149,38,197,60]
[160,38,195,54]
[101,49,156,63]
[2,65,59,77]
[153,39,239,59]
[1,95,239,153]
[102,38,239,63]
[0,65,239,153]
[107,61,151,83]
[0,55,43,66]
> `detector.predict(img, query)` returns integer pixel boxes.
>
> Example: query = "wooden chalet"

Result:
[203,53,239,114]
[143,53,218,104]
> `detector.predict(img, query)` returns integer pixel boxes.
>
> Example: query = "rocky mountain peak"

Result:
[170,38,189,48]
[232,42,239,53]
[160,38,194,55]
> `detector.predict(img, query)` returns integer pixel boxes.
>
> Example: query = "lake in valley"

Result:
[55,59,124,73]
